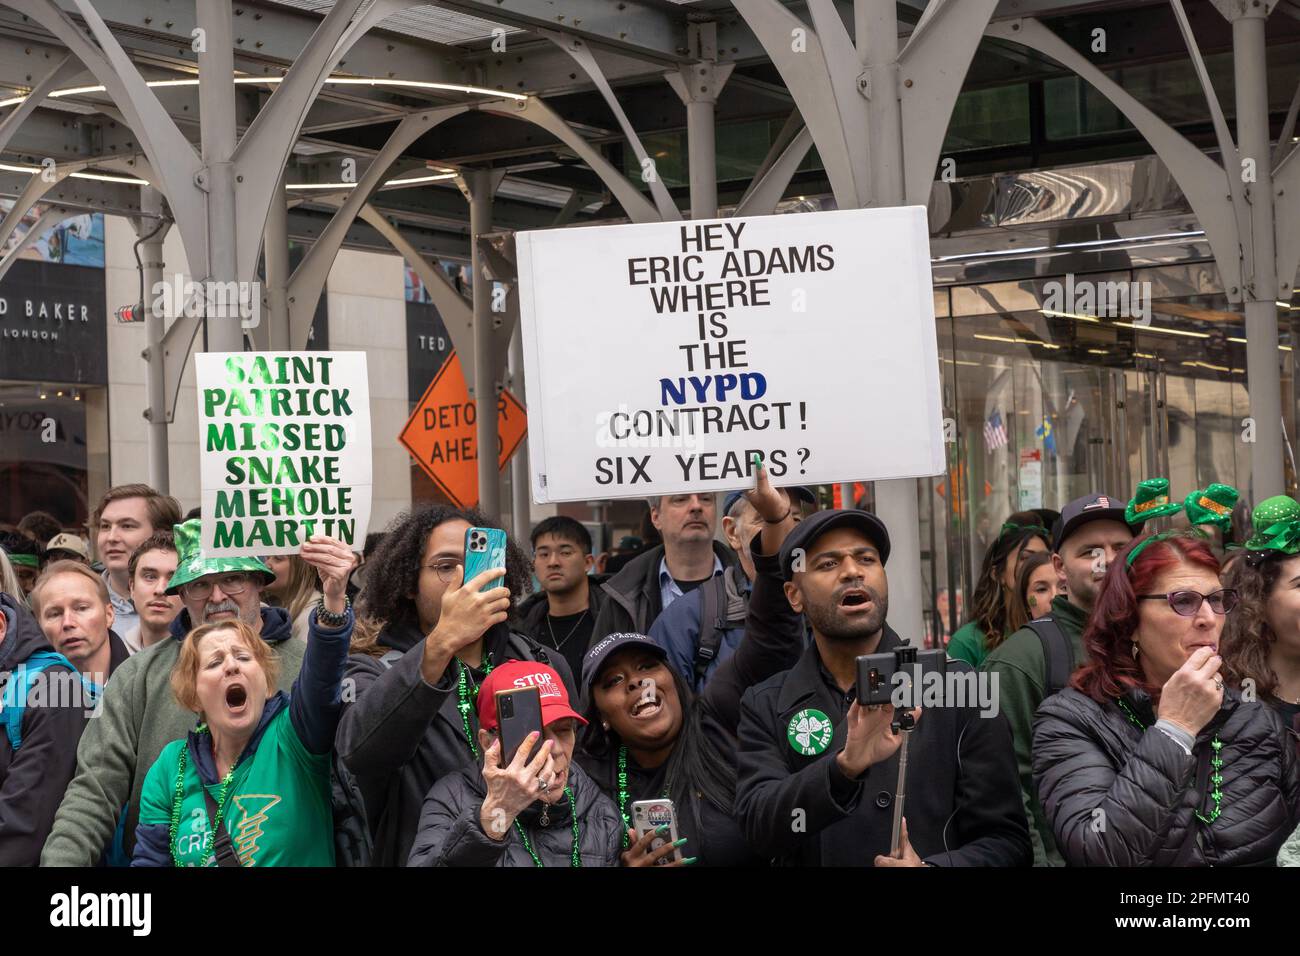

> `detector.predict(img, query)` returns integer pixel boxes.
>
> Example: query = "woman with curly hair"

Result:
[1221,495,1300,741]
[1033,532,1299,866]
[335,504,575,867]
[948,513,1050,667]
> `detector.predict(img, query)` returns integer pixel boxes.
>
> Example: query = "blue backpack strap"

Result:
[0,649,86,752]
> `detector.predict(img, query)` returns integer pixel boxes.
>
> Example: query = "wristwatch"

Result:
[316,595,351,628]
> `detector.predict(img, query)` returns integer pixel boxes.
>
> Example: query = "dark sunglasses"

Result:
[1137,588,1239,617]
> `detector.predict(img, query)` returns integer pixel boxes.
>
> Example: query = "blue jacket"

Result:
[648,567,749,692]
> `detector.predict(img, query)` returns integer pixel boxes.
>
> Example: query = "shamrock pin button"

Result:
[787,708,834,756]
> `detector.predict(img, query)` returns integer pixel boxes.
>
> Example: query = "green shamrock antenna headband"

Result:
[1123,478,1240,568]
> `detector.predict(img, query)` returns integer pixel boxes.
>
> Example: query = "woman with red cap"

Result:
[406,660,624,866]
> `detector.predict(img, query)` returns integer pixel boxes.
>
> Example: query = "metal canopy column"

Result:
[665,23,734,220]
[137,185,172,493]
[1227,0,1284,497]
[461,169,508,520]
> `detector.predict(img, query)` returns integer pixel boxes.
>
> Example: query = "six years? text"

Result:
[595,448,792,486]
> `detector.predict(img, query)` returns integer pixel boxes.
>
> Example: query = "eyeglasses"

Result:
[1137,588,1239,616]
[422,559,461,584]
[182,572,254,600]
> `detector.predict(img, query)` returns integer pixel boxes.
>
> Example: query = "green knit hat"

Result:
[1183,483,1238,533]
[1125,477,1183,525]
[1243,495,1300,555]
[165,518,274,594]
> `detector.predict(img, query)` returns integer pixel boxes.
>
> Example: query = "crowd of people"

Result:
[1,471,1298,867]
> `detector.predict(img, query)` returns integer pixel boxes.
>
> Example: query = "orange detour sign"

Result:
[400,350,527,508]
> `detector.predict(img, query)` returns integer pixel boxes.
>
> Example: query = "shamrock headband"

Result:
[1124,478,1183,525]
[1125,529,1191,569]
[998,521,1049,542]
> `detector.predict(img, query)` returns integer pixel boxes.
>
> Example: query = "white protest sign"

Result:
[516,206,944,502]
[196,351,372,557]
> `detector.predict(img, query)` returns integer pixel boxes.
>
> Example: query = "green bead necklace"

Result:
[456,650,494,758]
[617,746,631,849]
[1115,697,1225,825]
[167,732,239,868]
[513,785,581,867]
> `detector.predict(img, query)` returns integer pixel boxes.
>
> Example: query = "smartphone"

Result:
[856,648,946,707]
[631,799,682,865]
[464,526,508,593]
[495,686,543,768]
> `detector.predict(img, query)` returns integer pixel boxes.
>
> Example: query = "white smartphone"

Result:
[630,798,682,865]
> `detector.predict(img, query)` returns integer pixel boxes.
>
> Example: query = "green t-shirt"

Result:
[947,621,991,668]
[138,704,333,867]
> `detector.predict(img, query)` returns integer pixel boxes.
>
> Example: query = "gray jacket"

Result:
[407,762,622,867]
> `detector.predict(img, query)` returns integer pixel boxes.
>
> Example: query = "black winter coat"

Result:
[407,762,621,867]
[336,620,576,867]
[735,626,1031,866]
[1033,687,1300,866]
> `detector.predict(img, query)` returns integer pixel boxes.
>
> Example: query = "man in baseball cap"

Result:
[45,533,91,566]
[983,491,1138,866]
[407,659,628,868]
[734,507,1028,867]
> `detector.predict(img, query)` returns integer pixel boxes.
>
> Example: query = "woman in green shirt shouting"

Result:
[131,534,355,867]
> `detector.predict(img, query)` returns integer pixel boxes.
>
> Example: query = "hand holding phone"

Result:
[630,799,684,866]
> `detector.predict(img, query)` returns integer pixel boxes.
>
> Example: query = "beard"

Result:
[804,582,888,642]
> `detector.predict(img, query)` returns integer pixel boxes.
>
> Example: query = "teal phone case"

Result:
[464,527,508,592]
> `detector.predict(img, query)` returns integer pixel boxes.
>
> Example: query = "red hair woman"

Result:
[1032,533,1299,866]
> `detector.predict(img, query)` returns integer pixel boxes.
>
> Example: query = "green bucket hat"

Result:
[1125,477,1183,526]
[1183,483,1238,533]
[165,518,275,595]
[1243,495,1300,555]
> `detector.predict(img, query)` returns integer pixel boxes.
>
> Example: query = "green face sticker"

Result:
[787,708,834,756]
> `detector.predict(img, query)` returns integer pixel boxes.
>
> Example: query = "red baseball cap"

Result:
[477,660,587,733]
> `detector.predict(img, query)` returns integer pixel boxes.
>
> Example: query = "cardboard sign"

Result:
[196,351,372,556]
[399,350,527,508]
[515,207,945,502]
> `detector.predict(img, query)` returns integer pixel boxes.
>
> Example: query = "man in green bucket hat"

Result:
[42,518,352,866]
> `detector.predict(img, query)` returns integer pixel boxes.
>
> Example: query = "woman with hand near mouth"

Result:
[130,535,356,867]
[1033,533,1299,866]
[578,466,807,867]
[407,660,622,867]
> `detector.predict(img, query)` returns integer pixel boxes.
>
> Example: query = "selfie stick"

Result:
[889,648,919,858]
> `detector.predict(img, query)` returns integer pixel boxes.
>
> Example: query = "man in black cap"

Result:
[648,486,816,691]
[981,492,1137,866]
[734,509,1028,866]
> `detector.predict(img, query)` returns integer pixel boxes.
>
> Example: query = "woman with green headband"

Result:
[948,513,1050,668]
[1222,495,1300,745]
[1032,530,1298,866]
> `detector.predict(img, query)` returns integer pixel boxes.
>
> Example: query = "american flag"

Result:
[984,410,1008,452]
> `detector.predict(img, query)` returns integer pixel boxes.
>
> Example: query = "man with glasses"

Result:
[519,516,607,680]
[982,492,1139,866]
[42,518,317,866]
[336,504,575,866]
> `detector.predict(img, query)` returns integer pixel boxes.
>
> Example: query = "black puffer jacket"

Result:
[407,762,621,867]
[1033,686,1300,866]
[336,621,576,866]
